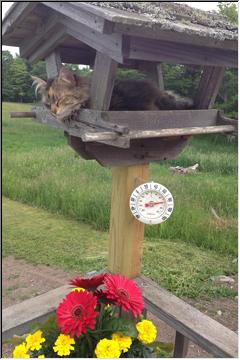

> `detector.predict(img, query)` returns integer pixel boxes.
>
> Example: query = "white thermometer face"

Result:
[129,182,174,225]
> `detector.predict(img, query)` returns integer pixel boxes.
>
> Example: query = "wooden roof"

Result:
[2,2,238,67]
[86,2,238,41]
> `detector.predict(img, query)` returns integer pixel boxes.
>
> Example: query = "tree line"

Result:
[2,3,237,118]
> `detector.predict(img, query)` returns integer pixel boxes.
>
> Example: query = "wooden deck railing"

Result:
[3,276,238,358]
[136,276,238,358]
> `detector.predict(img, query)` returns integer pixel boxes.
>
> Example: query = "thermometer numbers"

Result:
[129,182,174,225]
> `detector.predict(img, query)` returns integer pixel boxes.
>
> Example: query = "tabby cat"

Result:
[32,67,193,121]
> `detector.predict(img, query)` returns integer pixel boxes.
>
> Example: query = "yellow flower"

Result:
[38,356,45,358]
[26,330,46,351]
[53,334,75,356]
[136,320,157,344]
[95,338,121,358]
[13,343,30,358]
[71,287,85,292]
[112,332,132,353]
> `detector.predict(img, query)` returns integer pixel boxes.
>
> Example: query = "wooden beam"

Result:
[156,63,165,91]
[77,109,219,130]
[108,165,149,277]
[127,36,237,68]
[74,2,237,53]
[10,112,36,118]
[20,13,60,59]
[42,2,114,34]
[173,332,189,358]
[195,66,226,109]
[89,52,126,147]
[136,276,238,358]
[82,125,235,142]
[113,22,237,52]
[138,62,164,90]
[45,51,62,79]
[60,17,124,63]
[90,52,118,110]
[2,2,38,37]
[28,26,68,63]
[12,108,236,136]
[3,286,69,341]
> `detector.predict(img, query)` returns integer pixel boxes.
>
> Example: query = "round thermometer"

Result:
[129,182,174,225]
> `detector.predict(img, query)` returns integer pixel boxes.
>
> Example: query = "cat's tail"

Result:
[155,90,194,110]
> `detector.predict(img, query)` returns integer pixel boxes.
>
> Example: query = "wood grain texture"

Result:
[61,17,124,63]
[136,276,238,358]
[42,2,113,34]
[3,286,69,341]
[74,3,237,53]
[85,137,189,167]
[138,61,164,90]
[65,134,95,160]
[45,51,62,79]
[113,22,237,52]
[156,63,165,91]
[138,61,160,86]
[2,2,38,37]
[20,12,59,58]
[173,332,189,358]
[128,125,235,138]
[128,36,237,68]
[76,109,219,130]
[108,165,149,278]
[90,52,118,110]
[28,26,68,63]
[195,66,226,109]
[81,125,235,143]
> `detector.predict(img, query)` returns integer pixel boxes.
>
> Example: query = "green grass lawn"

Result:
[3,197,237,299]
[3,102,237,255]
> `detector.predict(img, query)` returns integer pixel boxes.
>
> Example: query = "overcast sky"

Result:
[2,1,222,56]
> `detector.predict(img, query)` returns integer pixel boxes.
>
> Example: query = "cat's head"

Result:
[32,67,90,120]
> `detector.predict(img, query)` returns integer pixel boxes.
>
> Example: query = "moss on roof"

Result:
[88,2,237,41]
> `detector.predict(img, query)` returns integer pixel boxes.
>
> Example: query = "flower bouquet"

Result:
[11,273,173,358]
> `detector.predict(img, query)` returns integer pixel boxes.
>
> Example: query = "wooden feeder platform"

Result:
[12,107,237,166]
[3,2,238,357]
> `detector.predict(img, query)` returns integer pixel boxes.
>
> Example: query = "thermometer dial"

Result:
[129,182,174,225]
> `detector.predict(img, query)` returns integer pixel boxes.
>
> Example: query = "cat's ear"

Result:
[58,67,76,85]
[31,76,47,97]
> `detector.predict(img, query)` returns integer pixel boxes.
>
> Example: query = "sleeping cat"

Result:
[32,67,193,121]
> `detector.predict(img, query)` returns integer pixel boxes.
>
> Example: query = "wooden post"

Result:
[45,50,62,79]
[89,52,149,277]
[108,164,149,278]
[173,331,189,357]
[90,51,118,110]
[195,66,225,109]
[138,61,164,90]
[156,63,165,91]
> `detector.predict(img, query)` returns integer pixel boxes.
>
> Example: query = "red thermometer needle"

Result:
[145,201,163,208]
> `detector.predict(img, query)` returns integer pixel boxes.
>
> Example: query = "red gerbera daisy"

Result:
[69,273,106,290]
[104,274,144,317]
[56,290,99,337]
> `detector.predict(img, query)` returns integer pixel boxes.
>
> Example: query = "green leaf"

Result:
[120,320,138,338]
[152,341,174,354]
[3,334,28,346]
